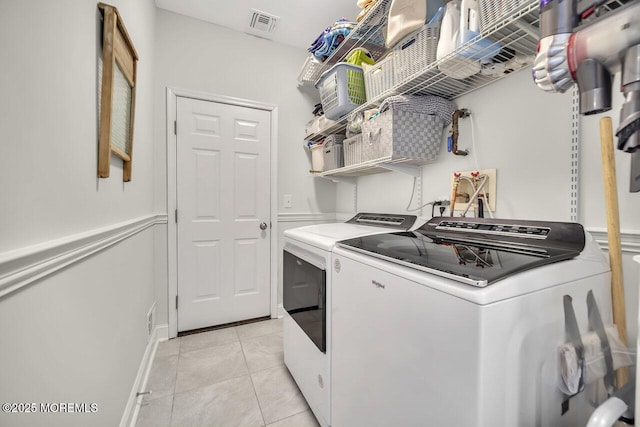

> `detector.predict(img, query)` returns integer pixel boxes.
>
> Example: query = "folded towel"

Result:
[357,0,380,22]
[308,19,357,61]
[379,95,457,125]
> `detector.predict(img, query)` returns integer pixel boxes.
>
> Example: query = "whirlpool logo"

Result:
[372,280,385,289]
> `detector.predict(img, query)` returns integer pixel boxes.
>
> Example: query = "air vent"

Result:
[246,9,279,37]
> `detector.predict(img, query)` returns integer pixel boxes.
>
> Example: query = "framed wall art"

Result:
[97,2,138,181]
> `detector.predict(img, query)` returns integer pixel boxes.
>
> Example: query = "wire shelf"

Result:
[304,0,540,142]
[298,0,392,85]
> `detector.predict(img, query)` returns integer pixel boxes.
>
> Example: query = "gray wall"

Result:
[0,1,158,426]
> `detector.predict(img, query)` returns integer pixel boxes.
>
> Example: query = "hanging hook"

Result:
[449,109,470,156]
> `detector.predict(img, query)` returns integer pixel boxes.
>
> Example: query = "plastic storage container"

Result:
[323,135,346,171]
[363,55,396,102]
[393,24,440,84]
[310,144,325,172]
[315,63,367,120]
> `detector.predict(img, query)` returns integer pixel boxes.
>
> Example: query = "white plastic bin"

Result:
[310,144,324,172]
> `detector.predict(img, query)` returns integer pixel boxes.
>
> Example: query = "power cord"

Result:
[405,177,450,216]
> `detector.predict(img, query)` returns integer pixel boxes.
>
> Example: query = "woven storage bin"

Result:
[323,135,346,170]
[480,0,529,32]
[343,134,363,166]
[363,56,395,102]
[392,24,440,84]
[315,63,367,120]
[361,109,444,161]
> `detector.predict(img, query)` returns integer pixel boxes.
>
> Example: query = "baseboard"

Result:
[277,303,285,318]
[121,322,169,427]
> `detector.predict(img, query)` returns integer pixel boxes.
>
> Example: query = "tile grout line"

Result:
[273,408,315,425]
[145,319,285,426]
[168,337,181,427]
[172,338,250,396]
[238,328,268,427]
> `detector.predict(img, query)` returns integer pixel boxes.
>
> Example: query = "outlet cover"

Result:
[450,169,497,214]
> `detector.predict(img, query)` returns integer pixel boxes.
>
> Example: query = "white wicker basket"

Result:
[343,135,363,166]
[392,24,440,84]
[479,0,529,32]
[363,56,396,102]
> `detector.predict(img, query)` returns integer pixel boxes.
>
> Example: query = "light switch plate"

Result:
[283,194,293,208]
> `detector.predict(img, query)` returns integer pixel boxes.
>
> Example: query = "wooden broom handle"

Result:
[599,117,629,387]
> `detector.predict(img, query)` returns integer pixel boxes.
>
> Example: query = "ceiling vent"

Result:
[246,9,279,38]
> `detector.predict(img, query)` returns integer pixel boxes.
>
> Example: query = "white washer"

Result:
[282,213,421,427]
[331,217,613,427]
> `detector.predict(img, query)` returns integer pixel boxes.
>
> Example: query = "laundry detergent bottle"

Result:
[437,0,502,78]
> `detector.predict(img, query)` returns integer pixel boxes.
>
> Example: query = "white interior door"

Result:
[176,96,271,332]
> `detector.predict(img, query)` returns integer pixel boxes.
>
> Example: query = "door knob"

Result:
[260,222,268,230]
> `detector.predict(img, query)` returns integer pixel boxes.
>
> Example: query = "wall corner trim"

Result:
[0,213,168,299]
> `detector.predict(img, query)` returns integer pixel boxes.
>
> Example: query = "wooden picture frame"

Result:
[98,2,138,182]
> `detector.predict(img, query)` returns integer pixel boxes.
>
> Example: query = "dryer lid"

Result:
[336,217,586,287]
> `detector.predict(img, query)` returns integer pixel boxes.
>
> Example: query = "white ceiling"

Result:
[154,0,362,50]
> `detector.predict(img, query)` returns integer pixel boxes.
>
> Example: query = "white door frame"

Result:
[166,87,279,338]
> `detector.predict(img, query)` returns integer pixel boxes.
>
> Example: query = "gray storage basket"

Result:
[323,135,346,170]
[361,109,444,161]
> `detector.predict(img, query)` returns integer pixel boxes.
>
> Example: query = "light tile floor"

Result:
[136,318,320,427]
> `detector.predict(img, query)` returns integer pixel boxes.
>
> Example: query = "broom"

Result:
[599,116,629,388]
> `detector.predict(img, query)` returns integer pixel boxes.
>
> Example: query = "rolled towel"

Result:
[559,325,634,395]
[357,0,380,21]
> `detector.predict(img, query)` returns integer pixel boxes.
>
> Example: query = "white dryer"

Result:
[282,213,420,427]
[331,217,613,427]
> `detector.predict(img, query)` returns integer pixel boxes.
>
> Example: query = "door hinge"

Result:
[174,120,177,135]
[175,209,178,223]
[175,295,178,310]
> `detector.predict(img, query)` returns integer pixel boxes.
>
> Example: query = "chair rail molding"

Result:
[587,228,640,254]
[0,213,168,299]
[277,212,336,222]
